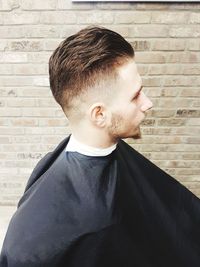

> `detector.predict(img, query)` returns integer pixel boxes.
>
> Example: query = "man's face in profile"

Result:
[107,59,153,142]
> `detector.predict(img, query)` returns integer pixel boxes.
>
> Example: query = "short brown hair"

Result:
[49,26,134,116]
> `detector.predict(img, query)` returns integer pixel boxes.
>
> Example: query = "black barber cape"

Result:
[1,136,200,267]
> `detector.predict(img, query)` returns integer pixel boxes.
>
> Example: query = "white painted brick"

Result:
[0,0,20,11]
[3,11,39,25]
[151,12,187,24]
[115,11,151,24]
[40,11,77,24]
[21,0,56,10]
[77,11,114,24]
[169,26,200,38]
[0,53,27,63]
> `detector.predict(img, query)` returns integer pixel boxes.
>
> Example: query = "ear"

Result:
[88,103,107,127]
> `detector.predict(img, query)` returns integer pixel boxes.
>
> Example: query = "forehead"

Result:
[117,59,142,97]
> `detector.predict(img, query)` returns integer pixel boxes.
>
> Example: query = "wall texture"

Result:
[0,0,200,205]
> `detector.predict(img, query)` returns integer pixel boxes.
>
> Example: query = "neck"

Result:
[70,125,118,149]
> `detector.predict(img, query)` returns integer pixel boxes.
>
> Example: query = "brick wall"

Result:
[0,0,200,205]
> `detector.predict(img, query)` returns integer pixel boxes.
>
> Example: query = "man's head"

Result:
[49,26,153,144]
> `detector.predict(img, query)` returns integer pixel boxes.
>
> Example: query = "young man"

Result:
[1,26,200,267]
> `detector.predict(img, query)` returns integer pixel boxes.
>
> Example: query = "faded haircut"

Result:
[49,26,134,117]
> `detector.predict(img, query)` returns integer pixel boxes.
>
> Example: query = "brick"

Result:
[115,12,151,24]
[38,118,68,127]
[21,0,56,10]
[0,0,20,11]
[5,160,35,168]
[105,25,129,38]
[43,39,63,51]
[142,77,162,87]
[24,25,60,38]
[0,26,25,38]
[141,119,156,126]
[0,76,33,86]
[180,88,200,97]
[142,127,172,136]
[0,137,10,144]
[0,153,16,160]
[24,127,54,135]
[11,118,38,126]
[129,25,169,37]
[184,137,200,144]
[40,11,77,24]
[0,40,7,51]
[182,153,200,160]
[155,98,194,108]
[151,12,187,24]
[0,108,21,117]
[0,100,5,107]
[55,109,65,118]
[157,118,186,126]
[149,109,175,118]
[182,65,200,75]
[148,65,183,75]
[164,76,200,87]
[12,136,41,143]
[77,12,114,24]
[0,119,8,126]
[166,52,200,63]
[152,39,185,51]
[136,52,165,63]
[7,98,36,107]
[54,128,71,135]
[193,100,200,107]
[9,41,43,52]
[169,26,200,38]
[137,65,148,75]
[0,127,24,135]
[21,108,56,117]
[130,40,150,51]
[36,98,58,107]
[154,160,200,169]
[0,52,27,63]
[17,152,43,160]
[175,169,200,176]
[186,118,200,126]
[18,64,48,75]
[3,11,39,25]
[20,87,51,97]
[27,52,51,63]
[176,109,200,117]
[171,127,200,136]
[33,77,49,87]
[60,25,82,38]
[144,87,163,97]
[0,88,18,97]
[189,12,200,24]
[41,135,66,144]
[188,40,200,51]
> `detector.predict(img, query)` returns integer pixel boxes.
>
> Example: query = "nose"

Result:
[140,92,153,112]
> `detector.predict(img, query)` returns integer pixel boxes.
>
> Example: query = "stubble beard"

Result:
[108,113,142,143]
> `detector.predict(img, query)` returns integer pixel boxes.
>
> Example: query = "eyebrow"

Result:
[132,85,143,99]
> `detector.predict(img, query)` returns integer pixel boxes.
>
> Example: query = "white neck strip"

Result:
[66,134,117,157]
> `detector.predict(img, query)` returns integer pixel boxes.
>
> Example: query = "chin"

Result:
[128,127,142,140]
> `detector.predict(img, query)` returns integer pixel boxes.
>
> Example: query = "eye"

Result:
[132,91,141,100]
